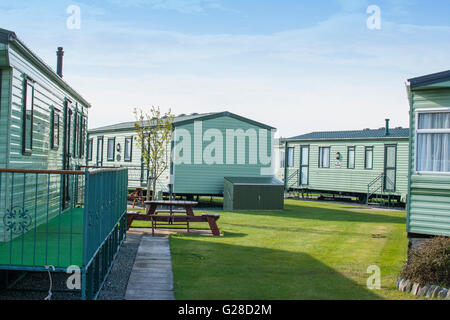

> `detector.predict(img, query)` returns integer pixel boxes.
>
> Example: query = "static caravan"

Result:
[0,29,127,299]
[273,138,286,182]
[171,112,275,196]
[285,122,409,204]
[406,70,450,246]
[88,111,276,197]
[87,113,220,192]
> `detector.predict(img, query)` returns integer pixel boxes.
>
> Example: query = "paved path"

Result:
[124,236,175,300]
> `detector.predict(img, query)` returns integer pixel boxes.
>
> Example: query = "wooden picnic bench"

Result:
[126,199,220,236]
[126,212,220,236]
[144,200,198,216]
[127,188,145,208]
[127,200,220,236]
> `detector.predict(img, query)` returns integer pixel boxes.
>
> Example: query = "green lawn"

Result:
[168,200,416,300]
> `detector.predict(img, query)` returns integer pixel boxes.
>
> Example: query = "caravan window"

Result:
[80,116,86,157]
[73,112,79,158]
[51,108,60,150]
[416,111,450,173]
[97,136,104,166]
[23,80,34,155]
[280,151,285,168]
[318,147,330,168]
[365,147,373,169]
[125,137,133,162]
[87,138,93,161]
[287,147,294,167]
[107,138,115,161]
[347,146,355,169]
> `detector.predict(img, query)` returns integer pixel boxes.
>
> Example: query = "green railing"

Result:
[82,167,128,299]
[285,169,299,190]
[0,167,128,299]
[366,172,395,206]
[83,168,127,265]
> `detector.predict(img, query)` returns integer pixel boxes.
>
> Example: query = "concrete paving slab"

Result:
[125,235,175,300]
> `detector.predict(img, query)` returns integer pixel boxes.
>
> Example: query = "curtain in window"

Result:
[348,148,355,168]
[288,148,294,167]
[418,112,450,129]
[125,138,132,160]
[417,133,450,172]
[107,139,115,160]
[280,151,285,168]
[417,112,450,172]
[365,148,373,169]
[320,147,330,167]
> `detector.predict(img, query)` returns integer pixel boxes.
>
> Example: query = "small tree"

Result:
[134,106,174,204]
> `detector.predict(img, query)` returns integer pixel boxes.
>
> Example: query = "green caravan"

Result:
[284,121,409,205]
[0,28,127,299]
[406,70,450,247]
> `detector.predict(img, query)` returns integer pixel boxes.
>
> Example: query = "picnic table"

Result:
[126,199,220,236]
[144,200,198,216]
[127,188,145,208]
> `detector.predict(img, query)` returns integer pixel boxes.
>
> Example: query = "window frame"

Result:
[124,136,133,162]
[66,107,73,158]
[280,150,285,169]
[364,146,374,170]
[347,146,355,169]
[96,136,104,166]
[414,108,450,175]
[107,137,116,162]
[22,78,35,155]
[87,138,93,161]
[51,107,60,150]
[287,147,294,167]
[73,111,79,158]
[318,146,330,168]
[299,145,309,185]
[80,115,86,158]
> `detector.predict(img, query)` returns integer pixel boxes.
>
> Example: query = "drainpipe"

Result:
[385,119,390,136]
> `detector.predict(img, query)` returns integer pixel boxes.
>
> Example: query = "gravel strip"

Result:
[0,234,141,300]
[97,233,141,300]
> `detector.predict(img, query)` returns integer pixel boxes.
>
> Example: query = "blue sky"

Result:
[1,0,450,137]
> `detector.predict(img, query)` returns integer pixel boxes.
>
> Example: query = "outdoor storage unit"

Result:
[406,70,450,244]
[223,177,284,211]
[284,121,409,204]
[0,28,128,300]
[88,111,277,197]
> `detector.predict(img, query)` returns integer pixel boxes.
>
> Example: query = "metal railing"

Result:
[0,167,128,300]
[366,172,394,206]
[285,169,299,190]
[82,167,128,299]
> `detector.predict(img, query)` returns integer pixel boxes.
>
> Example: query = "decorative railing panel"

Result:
[83,168,128,266]
[0,169,85,268]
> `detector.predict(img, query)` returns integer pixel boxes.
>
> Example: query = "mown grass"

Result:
[168,199,416,300]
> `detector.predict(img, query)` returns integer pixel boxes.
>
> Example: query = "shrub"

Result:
[400,236,450,287]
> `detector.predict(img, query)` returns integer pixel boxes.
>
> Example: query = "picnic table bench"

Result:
[126,200,220,236]
[145,200,197,216]
[126,213,220,236]
[127,188,145,208]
